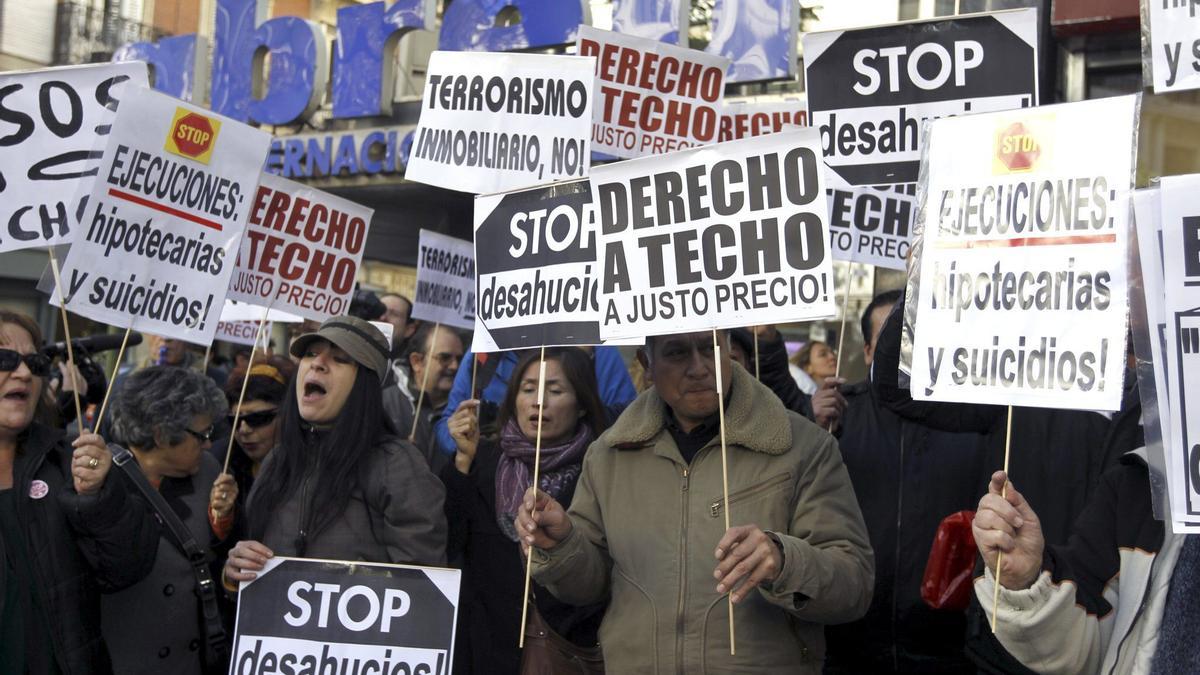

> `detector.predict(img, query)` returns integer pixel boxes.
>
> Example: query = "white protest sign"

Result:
[233,557,459,675]
[0,62,148,252]
[1148,1,1200,93]
[216,319,269,347]
[908,95,1138,411]
[412,230,475,330]
[803,9,1038,188]
[227,173,373,322]
[1133,188,1171,442]
[406,51,594,194]
[828,183,916,270]
[473,179,606,351]
[593,129,835,340]
[578,25,730,159]
[55,86,272,345]
[1159,174,1200,531]
[718,99,808,142]
[220,299,304,323]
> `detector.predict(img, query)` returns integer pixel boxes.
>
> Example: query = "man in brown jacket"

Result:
[516,330,873,674]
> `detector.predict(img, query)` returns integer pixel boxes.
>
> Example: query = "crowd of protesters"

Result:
[0,282,1190,675]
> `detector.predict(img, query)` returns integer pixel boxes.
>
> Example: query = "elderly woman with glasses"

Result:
[0,309,159,674]
[103,365,229,675]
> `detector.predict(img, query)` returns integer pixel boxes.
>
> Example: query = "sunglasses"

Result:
[228,409,279,430]
[0,349,51,377]
[184,426,216,443]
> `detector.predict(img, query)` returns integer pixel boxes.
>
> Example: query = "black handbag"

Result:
[112,446,229,673]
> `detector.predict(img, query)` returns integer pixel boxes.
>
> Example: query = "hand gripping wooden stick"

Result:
[519,346,548,649]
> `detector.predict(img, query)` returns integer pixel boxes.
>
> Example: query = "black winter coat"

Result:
[824,380,990,674]
[1,423,160,675]
[871,303,1118,674]
[440,438,603,675]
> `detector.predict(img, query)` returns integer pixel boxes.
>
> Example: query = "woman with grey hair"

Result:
[104,366,231,675]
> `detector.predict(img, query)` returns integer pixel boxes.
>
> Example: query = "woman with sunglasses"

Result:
[0,309,159,674]
[223,317,446,590]
[210,357,296,532]
[102,365,230,674]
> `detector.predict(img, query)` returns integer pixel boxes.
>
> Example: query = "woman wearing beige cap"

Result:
[222,316,446,589]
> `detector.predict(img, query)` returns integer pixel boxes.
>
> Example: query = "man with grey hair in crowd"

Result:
[517,330,873,674]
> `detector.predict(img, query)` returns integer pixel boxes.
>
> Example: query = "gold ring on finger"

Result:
[88,457,99,469]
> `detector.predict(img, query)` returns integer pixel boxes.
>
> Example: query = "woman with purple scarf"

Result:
[441,347,609,675]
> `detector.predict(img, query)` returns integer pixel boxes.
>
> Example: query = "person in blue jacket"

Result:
[434,346,636,456]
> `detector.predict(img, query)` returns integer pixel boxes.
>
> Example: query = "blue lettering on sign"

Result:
[116,0,792,126]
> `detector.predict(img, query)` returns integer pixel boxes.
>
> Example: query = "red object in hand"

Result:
[921,510,978,612]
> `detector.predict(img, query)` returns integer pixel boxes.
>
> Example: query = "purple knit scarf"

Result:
[495,418,592,542]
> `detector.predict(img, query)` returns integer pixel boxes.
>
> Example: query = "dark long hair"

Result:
[248,365,386,547]
[496,347,610,440]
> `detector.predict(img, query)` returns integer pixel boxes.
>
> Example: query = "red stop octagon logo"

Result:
[994,121,1041,174]
[165,108,221,164]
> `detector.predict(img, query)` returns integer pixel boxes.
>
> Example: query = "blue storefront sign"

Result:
[114,0,796,127]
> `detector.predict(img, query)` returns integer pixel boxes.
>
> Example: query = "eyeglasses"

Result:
[184,426,216,443]
[0,349,51,377]
[227,409,278,430]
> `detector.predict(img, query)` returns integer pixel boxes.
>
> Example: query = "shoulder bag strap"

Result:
[111,445,228,667]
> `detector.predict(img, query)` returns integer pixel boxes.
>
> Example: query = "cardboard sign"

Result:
[0,62,148,252]
[473,179,609,351]
[406,51,595,194]
[803,9,1038,188]
[227,173,373,322]
[1148,1,1200,93]
[233,557,460,675]
[592,129,836,340]
[828,183,916,270]
[54,86,272,345]
[578,25,730,159]
[1159,174,1200,531]
[907,95,1139,411]
[411,230,475,331]
[718,100,808,142]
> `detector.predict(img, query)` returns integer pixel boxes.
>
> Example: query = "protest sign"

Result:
[718,99,807,142]
[1133,188,1172,442]
[233,557,459,675]
[406,51,594,194]
[473,179,611,351]
[227,173,373,322]
[0,62,148,252]
[1148,1,1200,93]
[54,86,272,345]
[578,25,730,159]
[828,183,916,270]
[220,299,304,323]
[592,129,835,340]
[412,230,476,331]
[1158,174,1200,531]
[907,95,1139,411]
[803,9,1037,188]
[216,319,270,347]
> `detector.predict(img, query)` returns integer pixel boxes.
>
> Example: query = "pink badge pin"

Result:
[29,479,49,500]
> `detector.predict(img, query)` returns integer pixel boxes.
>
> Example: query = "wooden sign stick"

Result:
[519,346,548,649]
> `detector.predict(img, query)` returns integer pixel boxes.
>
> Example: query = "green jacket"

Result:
[530,363,874,674]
